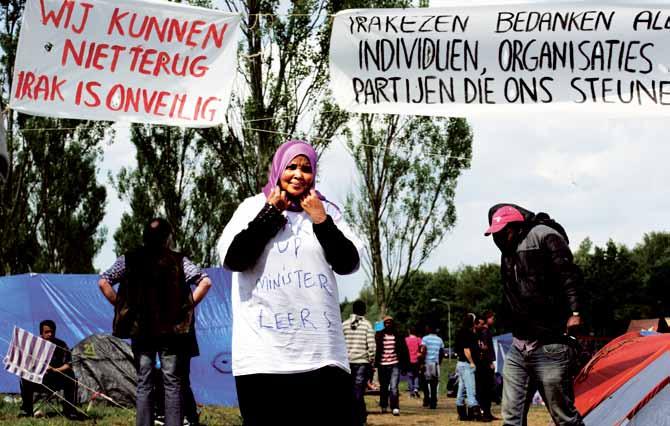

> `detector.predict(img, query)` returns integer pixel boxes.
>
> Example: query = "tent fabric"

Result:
[492,332,512,374]
[627,382,670,426]
[71,334,136,407]
[574,332,670,425]
[0,268,236,406]
[627,317,670,333]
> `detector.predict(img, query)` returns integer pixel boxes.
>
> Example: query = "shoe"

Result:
[154,415,166,426]
[381,407,388,414]
[468,405,486,422]
[33,409,44,418]
[18,410,32,418]
[456,405,469,421]
[392,408,400,416]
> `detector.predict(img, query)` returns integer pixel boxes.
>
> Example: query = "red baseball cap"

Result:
[484,206,524,236]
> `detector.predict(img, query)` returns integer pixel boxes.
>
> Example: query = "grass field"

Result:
[0,361,553,425]
[0,394,552,425]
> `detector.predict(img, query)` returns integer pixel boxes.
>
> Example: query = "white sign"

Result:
[10,0,240,127]
[330,3,670,116]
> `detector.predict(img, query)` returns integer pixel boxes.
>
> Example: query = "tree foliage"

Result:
[199,0,349,198]
[0,0,107,274]
[112,125,234,266]
[116,0,351,262]
[345,114,472,315]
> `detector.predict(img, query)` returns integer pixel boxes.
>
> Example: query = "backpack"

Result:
[531,212,570,244]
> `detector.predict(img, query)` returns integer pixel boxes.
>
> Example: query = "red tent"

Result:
[574,332,670,425]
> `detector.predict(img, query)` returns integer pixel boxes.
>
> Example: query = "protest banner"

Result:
[330,2,670,116]
[10,0,240,127]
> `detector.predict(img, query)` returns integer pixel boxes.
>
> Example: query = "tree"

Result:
[0,0,107,274]
[578,239,645,336]
[113,125,235,266]
[632,232,670,316]
[115,1,351,262]
[198,0,349,199]
[345,114,472,315]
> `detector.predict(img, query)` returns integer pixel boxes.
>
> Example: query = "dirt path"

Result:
[364,394,552,426]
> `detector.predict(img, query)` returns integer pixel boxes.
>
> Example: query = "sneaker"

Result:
[154,415,166,426]
[392,408,400,416]
[17,410,32,418]
[381,407,388,414]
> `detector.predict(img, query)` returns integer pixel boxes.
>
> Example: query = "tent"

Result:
[0,268,236,406]
[492,332,512,374]
[574,331,670,426]
[627,317,670,333]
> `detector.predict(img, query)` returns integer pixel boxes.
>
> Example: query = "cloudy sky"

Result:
[93,0,670,301]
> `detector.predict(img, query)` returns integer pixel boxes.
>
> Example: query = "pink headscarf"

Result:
[262,140,329,212]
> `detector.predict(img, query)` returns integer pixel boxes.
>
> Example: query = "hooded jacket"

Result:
[488,204,581,342]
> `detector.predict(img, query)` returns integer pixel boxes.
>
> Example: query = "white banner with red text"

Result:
[10,0,240,127]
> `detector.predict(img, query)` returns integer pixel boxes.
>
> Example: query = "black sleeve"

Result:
[224,204,287,272]
[312,215,360,275]
[544,233,581,312]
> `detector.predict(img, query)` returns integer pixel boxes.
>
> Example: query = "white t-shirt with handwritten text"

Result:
[218,194,364,376]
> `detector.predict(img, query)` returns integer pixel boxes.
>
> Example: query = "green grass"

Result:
[0,396,242,425]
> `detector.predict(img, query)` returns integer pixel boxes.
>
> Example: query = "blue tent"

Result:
[0,268,236,406]
[492,332,512,374]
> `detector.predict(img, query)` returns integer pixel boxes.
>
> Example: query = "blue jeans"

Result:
[350,364,370,425]
[502,343,584,426]
[456,361,478,407]
[407,362,420,393]
[132,342,185,426]
[378,364,400,410]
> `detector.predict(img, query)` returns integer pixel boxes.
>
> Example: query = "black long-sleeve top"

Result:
[224,203,359,274]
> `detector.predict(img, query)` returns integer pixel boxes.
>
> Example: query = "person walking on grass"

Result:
[375,316,409,417]
[343,300,376,426]
[405,326,423,399]
[421,324,445,409]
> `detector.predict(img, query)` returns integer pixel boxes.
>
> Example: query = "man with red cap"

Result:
[485,204,584,426]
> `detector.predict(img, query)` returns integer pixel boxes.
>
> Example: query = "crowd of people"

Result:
[14,141,586,426]
[341,303,501,424]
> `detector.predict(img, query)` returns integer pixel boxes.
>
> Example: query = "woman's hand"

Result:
[267,186,289,211]
[300,189,327,224]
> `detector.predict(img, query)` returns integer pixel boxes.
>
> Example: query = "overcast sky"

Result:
[94,0,670,301]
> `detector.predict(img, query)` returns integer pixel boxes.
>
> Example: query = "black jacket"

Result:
[489,204,581,342]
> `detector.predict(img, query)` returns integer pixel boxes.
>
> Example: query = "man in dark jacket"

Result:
[476,311,497,421]
[98,218,212,426]
[375,316,409,416]
[485,204,584,426]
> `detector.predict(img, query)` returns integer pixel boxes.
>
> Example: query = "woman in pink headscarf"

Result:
[218,140,363,425]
